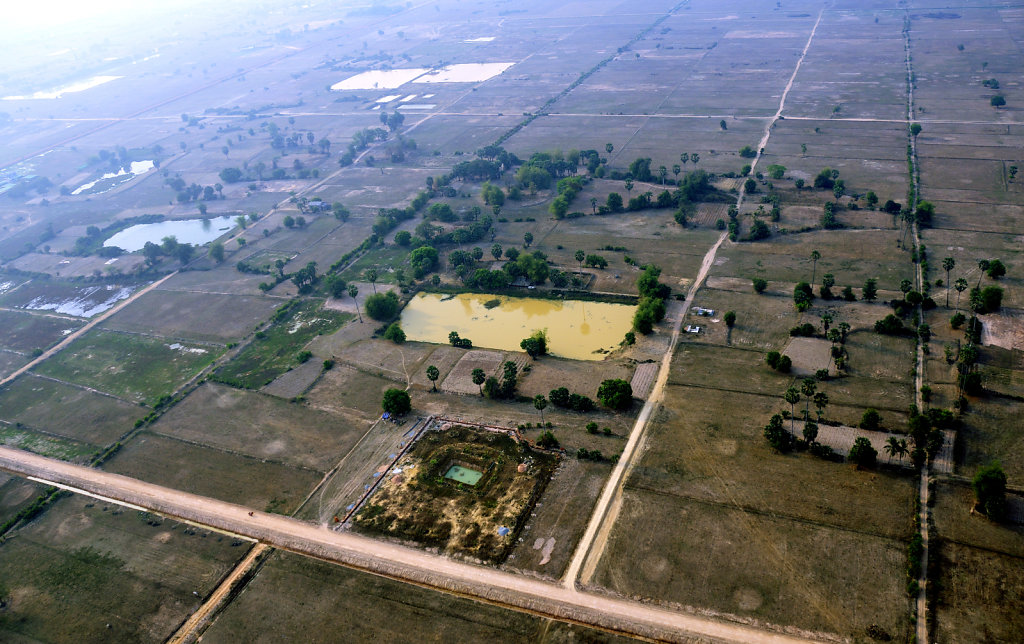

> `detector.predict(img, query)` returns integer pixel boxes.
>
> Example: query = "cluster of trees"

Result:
[290,261,319,292]
[447,331,473,349]
[167,175,222,203]
[142,236,196,266]
[549,387,595,413]
[483,360,519,399]
[633,265,670,334]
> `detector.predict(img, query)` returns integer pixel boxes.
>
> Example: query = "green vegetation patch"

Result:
[34,330,220,405]
[0,423,97,462]
[213,300,351,389]
[354,425,558,562]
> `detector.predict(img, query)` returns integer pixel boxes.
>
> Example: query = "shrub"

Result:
[849,437,877,468]
[859,408,881,431]
[383,322,406,343]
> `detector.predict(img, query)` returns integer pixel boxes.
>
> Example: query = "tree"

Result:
[803,421,818,444]
[394,231,412,247]
[862,278,878,302]
[752,278,768,294]
[954,277,968,312]
[605,142,614,154]
[597,379,633,411]
[809,250,821,286]
[910,122,922,137]
[208,242,225,263]
[520,330,547,358]
[364,291,400,321]
[849,437,878,469]
[724,311,736,328]
[534,395,548,424]
[426,365,439,391]
[801,378,817,418]
[977,259,990,288]
[763,414,793,453]
[991,95,1006,107]
[384,322,405,344]
[972,462,1007,520]
[813,391,829,420]
[719,119,727,130]
[549,196,569,218]
[491,243,503,261]
[987,259,1006,279]
[859,408,881,431]
[348,284,362,322]
[793,282,813,312]
[784,387,800,433]
[523,232,534,248]
[471,368,486,395]
[883,436,902,462]
[381,388,411,416]
[606,192,623,212]
[537,431,559,449]
[942,257,955,307]
[365,268,378,294]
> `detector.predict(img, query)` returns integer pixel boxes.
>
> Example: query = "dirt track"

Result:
[0,445,822,644]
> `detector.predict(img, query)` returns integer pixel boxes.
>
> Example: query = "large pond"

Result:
[400,292,636,361]
[104,216,237,252]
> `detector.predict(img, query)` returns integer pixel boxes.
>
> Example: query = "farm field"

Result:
[33,330,221,406]
[0,0,1021,642]
[200,551,635,644]
[0,493,247,643]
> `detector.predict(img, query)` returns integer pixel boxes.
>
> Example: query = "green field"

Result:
[214,300,351,389]
[34,330,220,405]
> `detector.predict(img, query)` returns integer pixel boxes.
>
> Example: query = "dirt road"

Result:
[0,446,821,644]
[567,7,826,589]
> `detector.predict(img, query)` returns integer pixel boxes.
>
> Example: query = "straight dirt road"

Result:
[567,6,826,589]
[0,445,823,644]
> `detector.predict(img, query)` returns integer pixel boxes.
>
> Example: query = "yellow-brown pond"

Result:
[399,292,636,361]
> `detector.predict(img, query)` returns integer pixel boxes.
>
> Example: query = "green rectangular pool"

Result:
[444,464,483,485]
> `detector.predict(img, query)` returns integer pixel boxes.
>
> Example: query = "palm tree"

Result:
[954,277,968,312]
[690,153,699,166]
[590,197,597,214]
[821,312,833,335]
[625,179,633,196]
[574,250,585,273]
[813,391,829,421]
[605,143,613,155]
[680,152,689,167]
[810,250,821,286]
[801,378,816,418]
[883,436,901,462]
[426,365,439,391]
[977,259,990,288]
[672,164,681,181]
[471,368,486,395]
[784,387,800,433]
[534,395,548,424]
[897,439,909,463]
[658,166,668,185]
[348,284,361,322]
[942,257,955,307]
[365,268,378,294]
